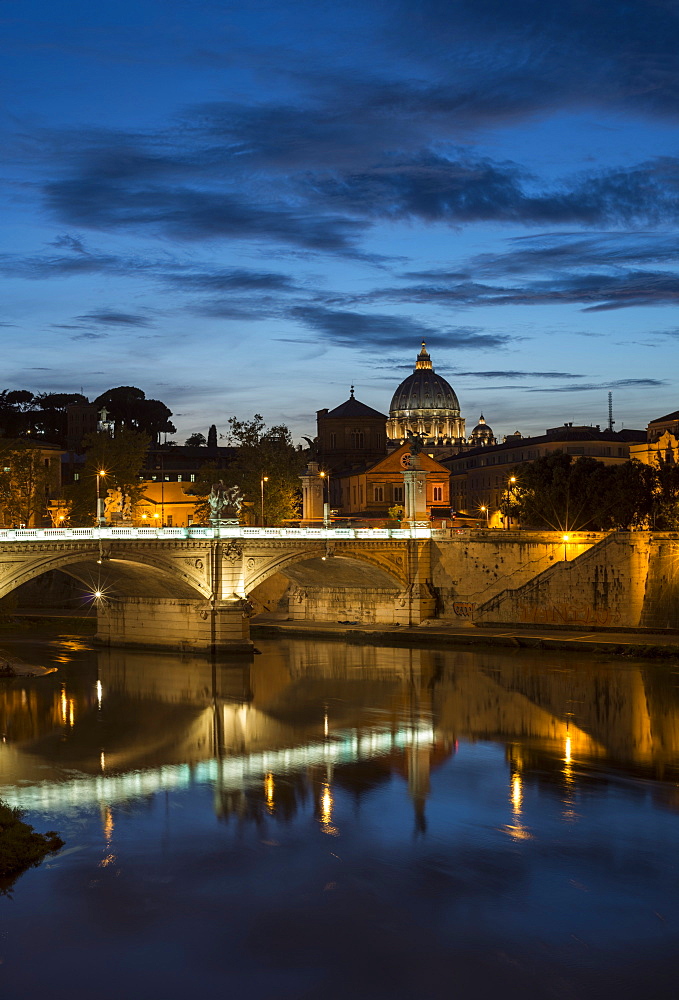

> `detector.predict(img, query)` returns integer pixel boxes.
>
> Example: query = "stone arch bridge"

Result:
[0,526,436,652]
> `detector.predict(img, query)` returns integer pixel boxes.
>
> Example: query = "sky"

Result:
[2,0,679,444]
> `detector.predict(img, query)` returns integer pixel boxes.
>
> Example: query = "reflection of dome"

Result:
[469,414,495,447]
[387,343,465,443]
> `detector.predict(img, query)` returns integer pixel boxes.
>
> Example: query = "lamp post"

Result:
[505,476,517,530]
[562,534,569,561]
[96,470,106,527]
[480,505,489,527]
[320,470,330,527]
[260,475,268,526]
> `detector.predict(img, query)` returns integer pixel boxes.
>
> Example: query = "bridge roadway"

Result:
[0,524,440,651]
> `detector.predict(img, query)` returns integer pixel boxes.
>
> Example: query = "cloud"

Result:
[290,305,512,350]
[528,378,667,392]
[74,309,154,327]
[386,0,679,122]
[45,167,364,252]
[160,268,299,292]
[454,370,584,379]
[372,265,679,312]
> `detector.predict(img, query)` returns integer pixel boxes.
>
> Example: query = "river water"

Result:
[1,632,678,999]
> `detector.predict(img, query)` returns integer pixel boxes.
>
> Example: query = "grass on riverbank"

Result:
[0,800,64,887]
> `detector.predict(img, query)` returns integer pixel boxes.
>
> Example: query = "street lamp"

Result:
[320,470,331,527]
[505,476,517,530]
[480,505,489,527]
[96,470,106,527]
[260,475,268,526]
[562,534,569,561]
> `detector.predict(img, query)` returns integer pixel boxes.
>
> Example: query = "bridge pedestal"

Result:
[96,597,253,653]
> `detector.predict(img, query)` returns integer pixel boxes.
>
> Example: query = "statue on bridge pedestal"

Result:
[104,488,123,522]
[209,480,243,525]
[104,488,134,525]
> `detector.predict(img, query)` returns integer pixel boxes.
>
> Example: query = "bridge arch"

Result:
[244,545,406,595]
[0,545,210,602]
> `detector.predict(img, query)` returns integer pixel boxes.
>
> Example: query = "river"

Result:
[1,632,678,999]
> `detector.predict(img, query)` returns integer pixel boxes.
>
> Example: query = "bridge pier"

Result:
[95,597,253,653]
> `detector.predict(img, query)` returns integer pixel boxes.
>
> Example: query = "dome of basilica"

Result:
[469,414,495,447]
[387,342,465,443]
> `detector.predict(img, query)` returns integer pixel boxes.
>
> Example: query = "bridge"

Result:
[3,525,678,647]
[0,524,439,651]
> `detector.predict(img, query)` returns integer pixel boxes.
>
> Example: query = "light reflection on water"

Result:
[1,635,679,999]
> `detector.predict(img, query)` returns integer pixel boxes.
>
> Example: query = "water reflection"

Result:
[2,637,679,999]
[1,639,679,827]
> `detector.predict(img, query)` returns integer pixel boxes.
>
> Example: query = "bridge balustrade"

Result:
[0,525,434,542]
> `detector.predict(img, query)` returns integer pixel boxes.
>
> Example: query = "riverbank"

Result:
[6,608,678,661]
[252,618,679,660]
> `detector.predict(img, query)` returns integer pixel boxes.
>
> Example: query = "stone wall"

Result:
[430,531,602,623]
[96,597,252,652]
[464,532,679,630]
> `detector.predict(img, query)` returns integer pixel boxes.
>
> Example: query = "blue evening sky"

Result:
[2,0,678,442]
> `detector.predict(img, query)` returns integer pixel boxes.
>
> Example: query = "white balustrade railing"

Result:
[0,525,433,543]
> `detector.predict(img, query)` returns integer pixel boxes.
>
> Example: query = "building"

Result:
[0,439,64,527]
[630,410,679,467]
[317,389,388,476]
[387,342,465,452]
[335,442,450,522]
[141,443,237,486]
[444,423,645,524]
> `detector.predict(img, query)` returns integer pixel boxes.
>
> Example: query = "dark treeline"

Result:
[0,386,175,446]
[507,453,679,531]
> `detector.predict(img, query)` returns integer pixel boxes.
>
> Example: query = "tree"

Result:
[185,462,218,525]
[34,392,89,445]
[189,415,303,525]
[600,460,655,529]
[0,441,58,526]
[64,428,150,524]
[207,424,218,449]
[510,453,658,531]
[185,432,207,447]
[0,390,36,437]
[93,386,176,443]
[652,458,679,529]
[225,415,304,525]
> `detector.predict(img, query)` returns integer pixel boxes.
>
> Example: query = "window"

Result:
[190,474,196,482]
[374,486,384,502]
[351,430,364,449]
[393,486,404,502]
[433,486,443,501]
[164,475,170,481]
[166,515,173,527]
[151,475,157,481]
[44,458,50,467]
[177,475,183,482]
[330,433,337,448]
[73,473,80,481]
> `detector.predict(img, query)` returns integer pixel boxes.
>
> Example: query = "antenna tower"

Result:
[608,391,614,431]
